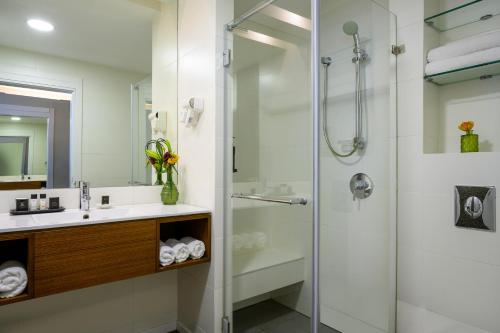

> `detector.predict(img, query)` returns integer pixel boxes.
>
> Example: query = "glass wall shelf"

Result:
[424,0,500,32]
[424,60,500,85]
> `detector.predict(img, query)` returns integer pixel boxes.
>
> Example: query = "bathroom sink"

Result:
[32,211,87,225]
[32,207,141,225]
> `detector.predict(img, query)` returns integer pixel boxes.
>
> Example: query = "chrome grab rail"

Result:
[231,193,308,205]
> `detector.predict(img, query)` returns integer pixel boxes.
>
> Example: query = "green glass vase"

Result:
[161,171,179,205]
[461,134,478,153]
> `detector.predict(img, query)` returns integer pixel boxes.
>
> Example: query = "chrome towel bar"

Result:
[231,193,308,206]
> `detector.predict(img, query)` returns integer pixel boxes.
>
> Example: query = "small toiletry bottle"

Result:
[39,194,47,210]
[30,194,39,210]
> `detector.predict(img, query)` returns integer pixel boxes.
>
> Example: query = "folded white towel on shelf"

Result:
[427,29,500,63]
[165,239,190,263]
[425,46,500,76]
[180,237,206,259]
[0,260,28,298]
[159,241,176,266]
[240,233,255,250]
[252,232,268,249]
[232,234,243,252]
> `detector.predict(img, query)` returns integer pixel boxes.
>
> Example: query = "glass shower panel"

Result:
[225,0,313,330]
[130,78,153,186]
[224,1,396,332]
[319,1,396,333]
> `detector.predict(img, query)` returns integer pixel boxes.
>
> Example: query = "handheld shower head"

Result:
[343,21,364,60]
[342,21,358,36]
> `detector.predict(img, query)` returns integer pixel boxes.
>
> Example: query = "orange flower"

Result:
[167,153,179,165]
[458,121,474,134]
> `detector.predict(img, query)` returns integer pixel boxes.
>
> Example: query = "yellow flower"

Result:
[167,153,179,165]
[458,121,474,134]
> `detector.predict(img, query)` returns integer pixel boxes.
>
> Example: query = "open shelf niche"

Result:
[0,233,33,305]
[157,214,211,272]
[423,0,500,154]
[424,0,500,32]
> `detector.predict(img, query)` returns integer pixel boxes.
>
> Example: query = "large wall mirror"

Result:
[0,0,178,190]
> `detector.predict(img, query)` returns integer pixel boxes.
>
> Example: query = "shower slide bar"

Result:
[231,193,308,205]
[226,0,278,31]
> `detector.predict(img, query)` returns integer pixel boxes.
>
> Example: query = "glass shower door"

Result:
[223,0,313,331]
[223,1,397,332]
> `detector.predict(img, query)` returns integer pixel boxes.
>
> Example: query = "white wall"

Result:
[391,0,500,332]
[422,1,500,154]
[174,0,226,332]
[0,45,148,187]
[152,0,178,149]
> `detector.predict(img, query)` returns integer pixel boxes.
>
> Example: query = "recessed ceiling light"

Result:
[11,117,21,121]
[27,19,54,32]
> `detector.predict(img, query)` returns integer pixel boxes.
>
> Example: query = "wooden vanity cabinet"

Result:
[34,219,157,297]
[0,213,211,305]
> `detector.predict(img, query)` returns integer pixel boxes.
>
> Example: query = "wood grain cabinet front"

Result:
[33,220,156,297]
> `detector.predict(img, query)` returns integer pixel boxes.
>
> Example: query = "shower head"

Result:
[343,21,364,59]
[342,21,359,36]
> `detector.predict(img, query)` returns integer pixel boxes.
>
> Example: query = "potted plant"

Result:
[458,121,478,153]
[145,138,179,204]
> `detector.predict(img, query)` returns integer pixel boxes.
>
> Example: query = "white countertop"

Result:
[0,203,210,233]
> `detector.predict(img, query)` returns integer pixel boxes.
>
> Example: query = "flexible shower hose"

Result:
[322,58,363,157]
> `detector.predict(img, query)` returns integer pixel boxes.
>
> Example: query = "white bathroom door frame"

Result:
[0,69,83,186]
[0,104,54,187]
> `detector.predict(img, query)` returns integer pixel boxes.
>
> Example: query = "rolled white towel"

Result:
[180,237,206,259]
[425,46,500,76]
[0,260,27,298]
[159,241,175,266]
[252,232,268,250]
[232,234,243,252]
[165,239,190,263]
[428,29,500,63]
[241,233,255,250]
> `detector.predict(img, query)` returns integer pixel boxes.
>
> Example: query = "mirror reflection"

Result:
[0,0,178,190]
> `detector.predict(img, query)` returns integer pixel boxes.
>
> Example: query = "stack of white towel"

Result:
[159,237,206,266]
[425,29,500,76]
[0,261,27,298]
[233,232,268,253]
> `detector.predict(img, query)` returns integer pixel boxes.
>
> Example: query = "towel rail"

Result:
[231,193,308,205]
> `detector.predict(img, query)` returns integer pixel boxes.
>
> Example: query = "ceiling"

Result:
[0,0,159,74]
[235,0,311,19]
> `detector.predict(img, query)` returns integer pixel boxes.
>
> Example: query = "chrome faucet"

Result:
[79,181,91,211]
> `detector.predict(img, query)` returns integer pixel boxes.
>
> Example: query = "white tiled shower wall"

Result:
[390,0,500,332]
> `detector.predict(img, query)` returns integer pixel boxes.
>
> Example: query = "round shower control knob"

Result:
[350,173,373,201]
[464,196,483,219]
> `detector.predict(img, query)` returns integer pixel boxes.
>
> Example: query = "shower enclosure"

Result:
[130,78,153,186]
[223,1,397,332]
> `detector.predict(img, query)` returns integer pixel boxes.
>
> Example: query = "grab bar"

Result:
[231,193,308,205]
